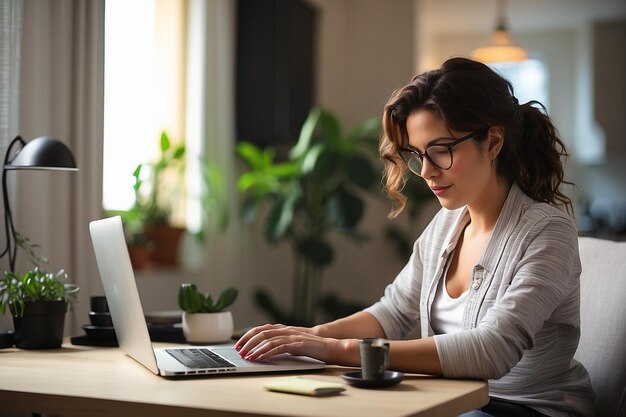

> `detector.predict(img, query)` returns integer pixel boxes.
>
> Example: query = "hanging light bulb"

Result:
[471,0,528,63]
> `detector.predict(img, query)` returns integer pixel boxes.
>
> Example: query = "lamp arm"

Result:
[1,136,25,271]
[1,167,16,270]
[3,136,25,166]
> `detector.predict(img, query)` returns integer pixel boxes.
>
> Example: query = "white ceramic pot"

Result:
[182,311,234,344]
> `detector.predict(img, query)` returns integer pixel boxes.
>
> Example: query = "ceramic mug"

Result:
[359,338,390,380]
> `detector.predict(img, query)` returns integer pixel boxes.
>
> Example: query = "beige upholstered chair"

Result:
[574,237,626,417]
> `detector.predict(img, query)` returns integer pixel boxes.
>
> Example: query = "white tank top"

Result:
[430,272,469,334]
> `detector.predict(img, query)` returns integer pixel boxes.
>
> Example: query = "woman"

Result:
[235,57,594,417]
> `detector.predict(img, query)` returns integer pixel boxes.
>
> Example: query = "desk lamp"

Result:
[1,136,78,272]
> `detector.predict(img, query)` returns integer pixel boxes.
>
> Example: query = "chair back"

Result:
[574,237,626,417]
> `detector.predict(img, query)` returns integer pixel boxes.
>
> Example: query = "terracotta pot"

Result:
[127,244,150,269]
[144,225,185,265]
[11,300,67,349]
[182,311,234,344]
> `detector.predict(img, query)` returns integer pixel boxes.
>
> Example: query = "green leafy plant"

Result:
[236,107,381,325]
[0,268,79,317]
[130,131,186,229]
[119,131,228,246]
[178,283,238,314]
[15,232,48,269]
[1,230,79,317]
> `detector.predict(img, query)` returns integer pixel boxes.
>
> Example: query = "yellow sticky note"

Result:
[263,377,345,397]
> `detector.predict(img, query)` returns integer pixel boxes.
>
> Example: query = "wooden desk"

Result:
[0,342,488,417]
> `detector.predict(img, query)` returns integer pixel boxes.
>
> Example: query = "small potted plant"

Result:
[0,234,79,349]
[0,268,79,349]
[178,283,237,344]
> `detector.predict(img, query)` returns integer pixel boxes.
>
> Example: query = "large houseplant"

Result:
[178,284,238,343]
[0,235,79,349]
[236,108,381,326]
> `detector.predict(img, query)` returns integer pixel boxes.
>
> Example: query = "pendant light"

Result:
[471,0,528,63]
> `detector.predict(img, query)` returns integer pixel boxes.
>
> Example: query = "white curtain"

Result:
[0,0,22,331]
[0,0,21,148]
[184,1,239,273]
[15,0,104,335]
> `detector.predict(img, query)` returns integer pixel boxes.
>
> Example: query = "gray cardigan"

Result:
[365,184,595,417]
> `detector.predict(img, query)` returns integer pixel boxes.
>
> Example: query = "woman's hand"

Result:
[234,323,346,363]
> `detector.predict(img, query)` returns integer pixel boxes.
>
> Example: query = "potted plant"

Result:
[125,131,229,267]
[236,107,383,326]
[0,234,79,349]
[178,283,238,344]
[128,131,186,265]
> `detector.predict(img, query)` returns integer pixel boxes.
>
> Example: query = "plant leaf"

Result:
[344,153,378,190]
[289,107,322,160]
[173,143,186,159]
[325,187,364,231]
[215,287,238,311]
[240,195,263,224]
[160,131,171,152]
[301,143,326,175]
[318,110,342,146]
[236,142,266,169]
[345,117,380,144]
[312,148,340,180]
[178,283,202,313]
[265,188,300,242]
[296,238,334,266]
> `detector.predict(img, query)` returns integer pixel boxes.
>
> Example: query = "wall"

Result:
[309,0,416,128]
[572,20,626,233]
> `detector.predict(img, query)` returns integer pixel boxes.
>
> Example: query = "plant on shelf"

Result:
[178,283,238,344]
[0,234,79,349]
[130,131,187,266]
[236,107,381,326]
[120,131,228,268]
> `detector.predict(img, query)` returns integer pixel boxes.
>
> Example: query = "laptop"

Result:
[89,215,325,377]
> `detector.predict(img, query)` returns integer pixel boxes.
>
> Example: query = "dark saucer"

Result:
[341,370,404,388]
[82,324,117,341]
[0,329,14,349]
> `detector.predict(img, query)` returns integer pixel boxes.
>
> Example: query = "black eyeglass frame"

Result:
[398,129,488,176]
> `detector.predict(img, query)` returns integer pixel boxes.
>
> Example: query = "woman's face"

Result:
[405,109,494,210]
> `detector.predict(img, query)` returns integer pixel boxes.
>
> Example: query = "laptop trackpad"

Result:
[211,347,323,368]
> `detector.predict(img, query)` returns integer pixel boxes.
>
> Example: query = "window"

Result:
[489,59,549,109]
[103,0,187,224]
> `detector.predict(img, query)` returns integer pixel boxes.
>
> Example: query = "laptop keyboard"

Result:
[166,348,236,369]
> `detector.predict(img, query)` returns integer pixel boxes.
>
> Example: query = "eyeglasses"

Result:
[398,129,487,177]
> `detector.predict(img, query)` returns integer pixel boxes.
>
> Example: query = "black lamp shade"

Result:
[4,136,78,171]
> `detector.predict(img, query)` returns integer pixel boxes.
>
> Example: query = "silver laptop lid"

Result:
[89,215,159,374]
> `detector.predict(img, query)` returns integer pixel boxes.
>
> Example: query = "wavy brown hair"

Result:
[380,57,574,218]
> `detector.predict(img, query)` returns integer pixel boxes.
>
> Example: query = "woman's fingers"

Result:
[243,331,333,362]
[236,324,298,357]
[234,323,286,353]
[244,336,304,361]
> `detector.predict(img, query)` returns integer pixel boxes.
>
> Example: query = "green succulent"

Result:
[178,283,238,313]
